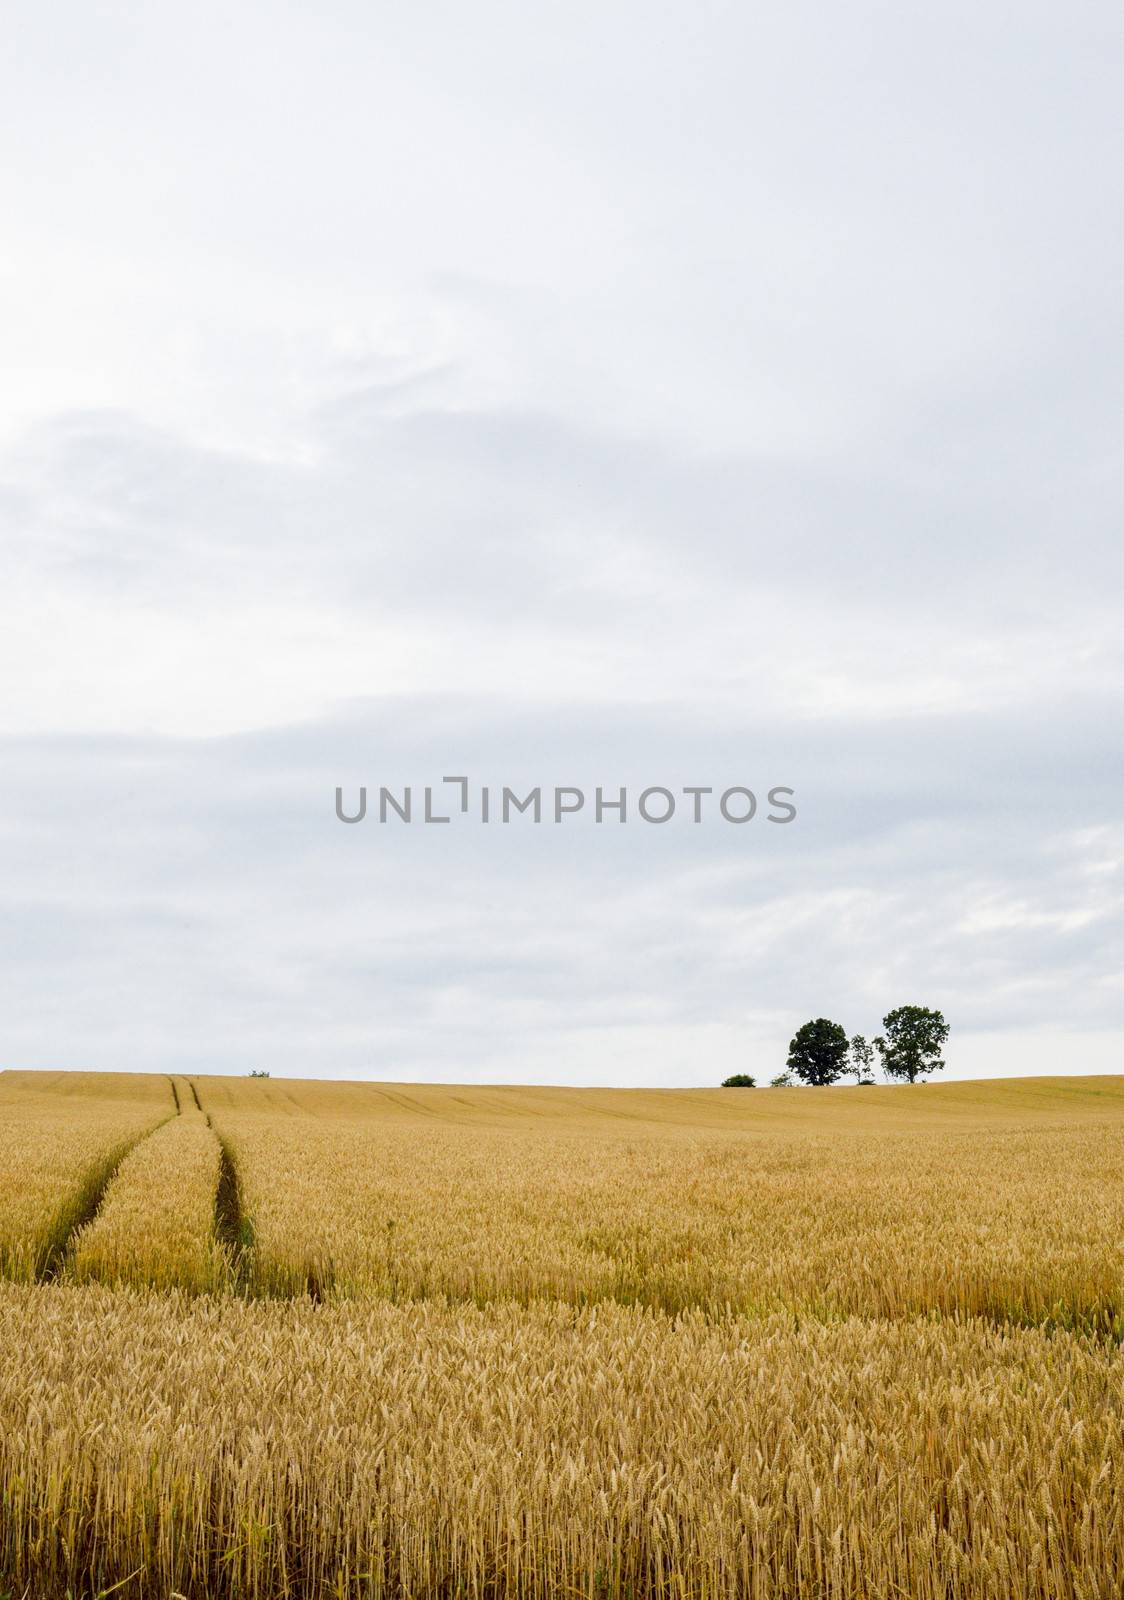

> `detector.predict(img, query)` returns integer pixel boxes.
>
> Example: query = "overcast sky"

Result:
[2,2,1122,1084]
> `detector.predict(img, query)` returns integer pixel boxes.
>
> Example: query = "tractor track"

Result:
[189,1079,253,1293]
[34,1073,258,1297]
[38,1116,180,1284]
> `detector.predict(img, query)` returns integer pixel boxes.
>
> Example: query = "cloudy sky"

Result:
[2,2,1122,1084]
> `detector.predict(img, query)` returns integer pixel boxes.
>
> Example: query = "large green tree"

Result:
[786,1018,849,1086]
[874,1006,949,1083]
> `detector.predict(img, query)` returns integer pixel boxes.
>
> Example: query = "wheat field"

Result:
[67,1083,231,1294]
[0,1071,171,1281]
[0,1068,1121,1598]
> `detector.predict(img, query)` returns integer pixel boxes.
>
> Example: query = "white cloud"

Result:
[1,1,1122,1080]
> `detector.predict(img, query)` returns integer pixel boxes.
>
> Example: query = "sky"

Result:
[1,1,1122,1084]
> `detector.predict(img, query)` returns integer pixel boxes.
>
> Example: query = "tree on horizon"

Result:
[874,1006,949,1083]
[787,1018,849,1086]
[849,1034,876,1084]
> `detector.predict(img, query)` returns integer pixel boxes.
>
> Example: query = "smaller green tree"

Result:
[787,1018,849,1086]
[721,1073,756,1087]
[874,1006,949,1083]
[248,1069,271,1079]
[848,1033,875,1084]
[770,1070,794,1087]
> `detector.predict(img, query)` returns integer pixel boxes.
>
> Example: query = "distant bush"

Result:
[248,1070,270,1079]
[770,1071,795,1087]
[721,1074,756,1088]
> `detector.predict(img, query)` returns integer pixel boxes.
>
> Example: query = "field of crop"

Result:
[0,1069,1121,1598]
[0,1071,171,1281]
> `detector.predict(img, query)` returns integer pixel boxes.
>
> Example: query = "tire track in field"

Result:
[188,1080,327,1302]
[190,1079,254,1294]
[37,1077,185,1283]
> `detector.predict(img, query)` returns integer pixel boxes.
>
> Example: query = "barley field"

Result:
[0,1069,1121,1598]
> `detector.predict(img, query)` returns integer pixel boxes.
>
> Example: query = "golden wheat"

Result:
[66,1083,229,1292]
[197,1075,1124,1330]
[0,1071,172,1280]
[2,1070,1123,1598]
[0,1283,1120,1600]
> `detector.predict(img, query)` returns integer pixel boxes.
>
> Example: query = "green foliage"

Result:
[769,1071,794,1087]
[787,1018,848,1086]
[874,1006,949,1083]
[721,1074,756,1088]
[248,1070,271,1079]
[849,1033,876,1084]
